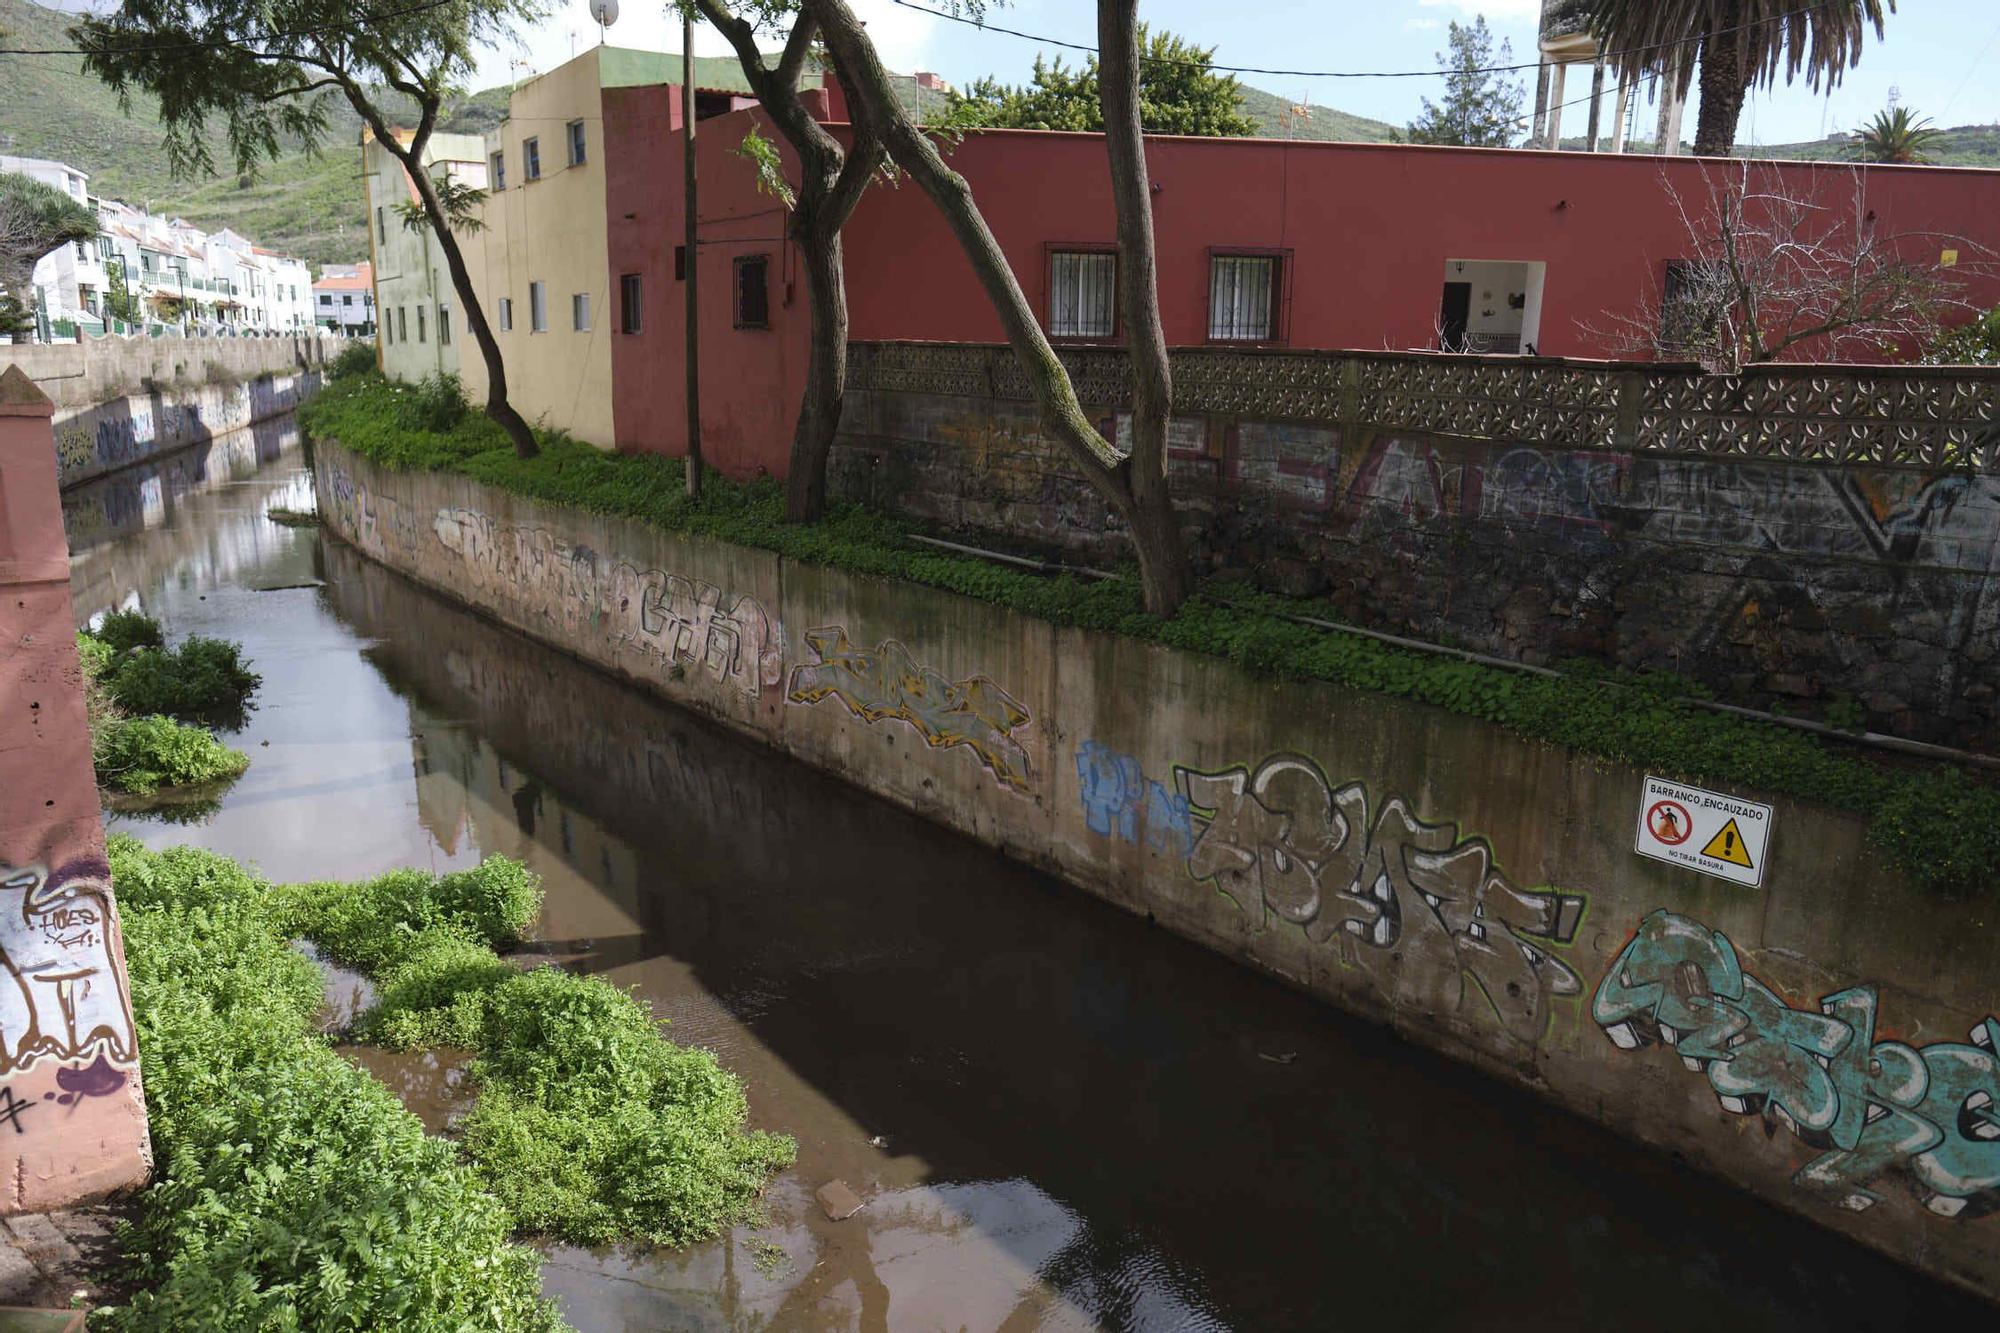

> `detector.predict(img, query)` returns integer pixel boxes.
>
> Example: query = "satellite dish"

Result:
[589,0,618,27]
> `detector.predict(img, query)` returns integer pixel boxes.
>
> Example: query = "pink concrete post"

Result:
[0,364,149,1210]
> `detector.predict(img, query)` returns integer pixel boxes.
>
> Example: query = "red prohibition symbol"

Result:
[1647,800,1693,846]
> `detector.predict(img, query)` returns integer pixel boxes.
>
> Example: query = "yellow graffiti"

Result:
[787,627,1033,792]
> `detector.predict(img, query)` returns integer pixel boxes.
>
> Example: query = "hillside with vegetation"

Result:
[0,0,509,268]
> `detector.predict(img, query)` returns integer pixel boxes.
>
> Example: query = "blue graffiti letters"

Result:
[1075,741,1193,855]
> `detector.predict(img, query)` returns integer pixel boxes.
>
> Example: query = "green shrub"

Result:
[92,609,165,654]
[107,636,261,722]
[75,630,116,679]
[278,857,795,1246]
[95,715,249,795]
[300,374,2000,898]
[404,372,468,433]
[103,839,561,1332]
[330,339,378,381]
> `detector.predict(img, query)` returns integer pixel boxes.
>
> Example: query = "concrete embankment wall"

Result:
[316,439,2000,1302]
[9,333,339,489]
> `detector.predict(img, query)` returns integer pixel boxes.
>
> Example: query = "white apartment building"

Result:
[362,128,486,381]
[1,154,318,340]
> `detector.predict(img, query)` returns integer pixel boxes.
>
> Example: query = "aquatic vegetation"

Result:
[103,839,561,1331]
[274,858,796,1247]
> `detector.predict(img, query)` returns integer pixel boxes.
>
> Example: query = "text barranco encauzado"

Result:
[1095,750,1588,1045]
[427,505,782,699]
[1596,910,2000,1220]
[0,861,137,1118]
[787,629,1034,792]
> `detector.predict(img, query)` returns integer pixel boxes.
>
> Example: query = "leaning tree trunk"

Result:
[810,0,1190,616]
[351,89,539,460]
[413,171,538,459]
[787,222,849,522]
[1692,14,1750,157]
[1099,0,1191,614]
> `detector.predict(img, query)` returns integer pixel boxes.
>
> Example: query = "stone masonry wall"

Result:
[318,437,2000,1304]
[828,343,2000,750]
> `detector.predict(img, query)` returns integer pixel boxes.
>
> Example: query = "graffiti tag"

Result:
[0,863,137,1077]
[1075,740,1193,855]
[1596,910,2000,1219]
[788,628,1034,792]
[1172,754,1586,1044]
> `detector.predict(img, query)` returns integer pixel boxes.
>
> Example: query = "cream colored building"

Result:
[362,129,488,383]
[457,48,644,449]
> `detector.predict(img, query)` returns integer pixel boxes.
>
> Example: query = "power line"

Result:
[0,0,462,57]
[886,0,1823,82]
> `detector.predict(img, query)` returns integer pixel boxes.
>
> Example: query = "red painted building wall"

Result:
[604,86,2000,479]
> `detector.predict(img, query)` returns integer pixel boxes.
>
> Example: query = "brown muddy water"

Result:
[66,428,1993,1331]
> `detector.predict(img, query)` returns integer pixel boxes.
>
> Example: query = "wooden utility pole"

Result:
[682,11,703,497]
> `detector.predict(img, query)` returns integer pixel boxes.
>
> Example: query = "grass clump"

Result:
[77,620,252,799]
[105,636,261,723]
[273,857,795,1247]
[95,714,249,796]
[301,373,2000,898]
[92,608,165,654]
[265,505,319,527]
[103,838,561,1331]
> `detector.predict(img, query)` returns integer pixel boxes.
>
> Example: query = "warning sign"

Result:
[1634,775,1773,888]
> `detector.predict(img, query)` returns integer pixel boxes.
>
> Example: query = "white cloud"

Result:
[1404,17,1443,30]
[476,0,939,89]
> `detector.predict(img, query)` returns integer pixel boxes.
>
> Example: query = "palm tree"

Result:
[1582,0,1892,157]
[1855,106,1942,163]
[0,172,99,343]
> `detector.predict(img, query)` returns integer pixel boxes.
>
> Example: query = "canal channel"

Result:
[64,422,1992,1330]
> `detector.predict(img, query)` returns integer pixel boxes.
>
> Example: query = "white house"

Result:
[314,262,375,334]
[1,154,323,340]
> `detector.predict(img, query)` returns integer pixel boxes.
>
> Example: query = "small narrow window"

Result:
[733,254,769,329]
[674,245,687,281]
[397,306,407,341]
[439,306,451,346]
[523,137,541,181]
[498,296,513,332]
[620,273,643,333]
[1048,250,1116,339]
[417,306,426,343]
[376,206,385,242]
[490,151,506,190]
[529,281,547,332]
[1208,254,1279,342]
[567,119,587,167]
[572,292,591,332]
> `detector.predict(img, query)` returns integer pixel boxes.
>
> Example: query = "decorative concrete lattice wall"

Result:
[833,343,2000,746]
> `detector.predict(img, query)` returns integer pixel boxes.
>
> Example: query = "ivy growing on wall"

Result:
[301,374,2000,899]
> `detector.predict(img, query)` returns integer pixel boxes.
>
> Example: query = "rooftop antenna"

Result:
[589,0,617,45]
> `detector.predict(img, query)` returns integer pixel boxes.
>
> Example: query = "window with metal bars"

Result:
[1047,250,1116,339]
[1208,253,1279,342]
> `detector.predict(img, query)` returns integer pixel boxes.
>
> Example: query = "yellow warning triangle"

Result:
[1701,818,1754,868]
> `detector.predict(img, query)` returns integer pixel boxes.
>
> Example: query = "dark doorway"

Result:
[1438,282,1471,351]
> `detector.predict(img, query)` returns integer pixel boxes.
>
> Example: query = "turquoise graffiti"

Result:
[1075,741,1193,855]
[1173,754,1586,1044]
[1595,911,2000,1218]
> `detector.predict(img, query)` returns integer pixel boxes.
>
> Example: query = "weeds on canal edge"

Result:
[301,372,2000,900]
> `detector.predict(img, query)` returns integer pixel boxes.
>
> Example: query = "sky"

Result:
[479,0,2000,146]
